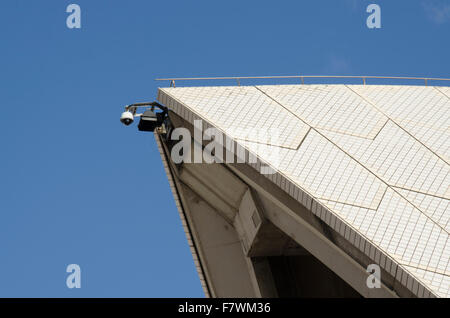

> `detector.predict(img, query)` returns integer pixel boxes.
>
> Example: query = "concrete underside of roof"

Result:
[157,111,416,298]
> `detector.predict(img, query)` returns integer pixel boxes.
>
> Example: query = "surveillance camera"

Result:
[120,111,134,126]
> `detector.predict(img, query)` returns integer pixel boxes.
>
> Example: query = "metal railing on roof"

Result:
[155,75,450,87]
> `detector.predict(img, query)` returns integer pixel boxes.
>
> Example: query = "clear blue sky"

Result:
[0,0,448,297]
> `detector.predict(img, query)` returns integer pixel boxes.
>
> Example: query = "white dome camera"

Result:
[120,110,134,126]
[120,102,168,130]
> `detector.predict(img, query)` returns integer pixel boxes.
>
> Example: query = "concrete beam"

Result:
[227,163,399,298]
[235,189,309,257]
[176,183,257,297]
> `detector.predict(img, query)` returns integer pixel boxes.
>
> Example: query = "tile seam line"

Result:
[396,263,439,298]
[371,118,389,140]
[403,261,450,287]
[392,186,450,201]
[253,85,449,236]
[234,138,300,150]
[434,86,450,100]
[294,127,311,151]
[319,198,378,211]
[345,85,449,166]
[160,87,305,150]
[316,126,380,140]
[376,187,388,211]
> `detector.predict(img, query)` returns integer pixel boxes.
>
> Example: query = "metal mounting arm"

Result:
[124,101,168,115]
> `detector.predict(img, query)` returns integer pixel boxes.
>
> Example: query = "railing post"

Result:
[425,79,428,86]
[363,77,366,85]
[237,78,241,86]
[301,76,304,85]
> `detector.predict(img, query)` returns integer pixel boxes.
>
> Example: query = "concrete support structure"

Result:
[155,112,406,297]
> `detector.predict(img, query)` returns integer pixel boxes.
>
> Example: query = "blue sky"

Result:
[0,0,449,297]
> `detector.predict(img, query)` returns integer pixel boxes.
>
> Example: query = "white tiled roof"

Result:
[158,84,450,298]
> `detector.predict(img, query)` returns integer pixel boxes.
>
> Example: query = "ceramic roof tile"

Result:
[158,83,450,298]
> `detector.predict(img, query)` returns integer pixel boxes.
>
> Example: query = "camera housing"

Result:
[120,111,134,126]
[137,109,165,132]
[120,102,168,131]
